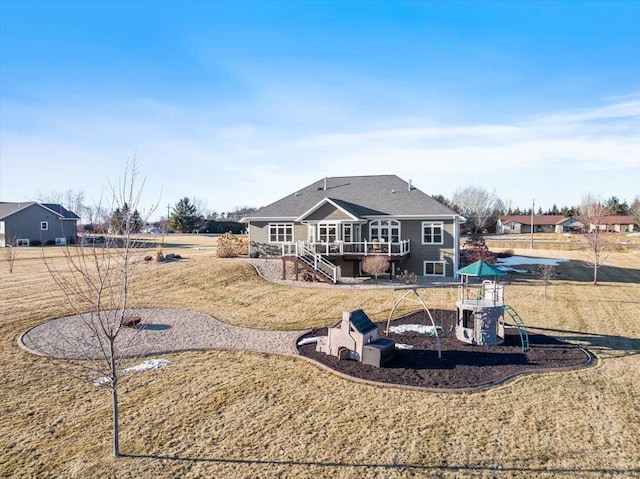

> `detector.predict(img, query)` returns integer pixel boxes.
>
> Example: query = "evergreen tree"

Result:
[169,197,200,232]
[109,207,124,234]
[131,209,143,233]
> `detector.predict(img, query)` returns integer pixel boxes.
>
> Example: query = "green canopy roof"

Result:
[457,260,506,277]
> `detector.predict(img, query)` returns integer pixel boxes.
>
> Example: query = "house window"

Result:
[424,261,446,276]
[55,238,67,246]
[343,224,353,242]
[40,221,49,231]
[369,219,400,242]
[17,239,30,247]
[422,222,444,244]
[318,223,338,243]
[269,223,294,243]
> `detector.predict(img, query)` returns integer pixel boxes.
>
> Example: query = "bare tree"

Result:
[631,196,640,228]
[40,159,159,457]
[2,235,18,273]
[361,256,390,280]
[451,186,502,233]
[37,188,91,222]
[578,194,611,285]
[538,264,556,300]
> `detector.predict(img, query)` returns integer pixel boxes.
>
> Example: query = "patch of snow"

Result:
[388,324,443,335]
[497,256,569,267]
[93,358,170,386]
[297,336,326,346]
[500,267,531,273]
[123,358,170,373]
[395,343,414,350]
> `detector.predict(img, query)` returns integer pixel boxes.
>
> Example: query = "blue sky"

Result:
[1,0,638,219]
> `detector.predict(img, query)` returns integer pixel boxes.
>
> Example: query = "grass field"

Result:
[1,235,639,478]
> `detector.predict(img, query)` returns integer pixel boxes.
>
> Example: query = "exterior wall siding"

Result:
[249,217,459,278]
[3,206,77,245]
[399,219,456,277]
[305,203,352,221]
[248,221,308,253]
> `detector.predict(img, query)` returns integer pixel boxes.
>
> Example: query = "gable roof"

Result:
[0,202,80,220]
[499,215,570,226]
[243,175,461,221]
[296,198,362,222]
[0,202,36,219]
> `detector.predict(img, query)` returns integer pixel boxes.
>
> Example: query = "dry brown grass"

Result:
[1,236,639,478]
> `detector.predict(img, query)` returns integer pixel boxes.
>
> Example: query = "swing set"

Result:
[384,287,445,359]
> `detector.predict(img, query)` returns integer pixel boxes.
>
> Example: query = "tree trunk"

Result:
[112,384,120,457]
[593,261,598,285]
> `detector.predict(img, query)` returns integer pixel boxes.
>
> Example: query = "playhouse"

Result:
[316,309,395,366]
[455,261,507,346]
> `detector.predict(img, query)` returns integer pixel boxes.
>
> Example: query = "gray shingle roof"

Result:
[245,175,458,219]
[0,202,36,219]
[0,202,80,220]
[41,203,81,220]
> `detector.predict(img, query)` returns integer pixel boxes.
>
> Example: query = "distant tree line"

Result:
[166,197,258,234]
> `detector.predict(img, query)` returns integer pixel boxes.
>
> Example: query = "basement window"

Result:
[424,261,446,276]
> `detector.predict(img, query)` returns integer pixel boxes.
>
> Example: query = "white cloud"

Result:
[1,92,638,216]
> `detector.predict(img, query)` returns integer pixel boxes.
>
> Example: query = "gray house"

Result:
[0,202,80,247]
[242,175,465,281]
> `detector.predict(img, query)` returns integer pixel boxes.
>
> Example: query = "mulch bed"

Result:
[296,311,592,390]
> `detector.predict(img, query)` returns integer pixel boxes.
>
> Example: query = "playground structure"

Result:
[317,261,530,370]
[455,260,530,351]
[316,309,395,367]
[385,287,443,359]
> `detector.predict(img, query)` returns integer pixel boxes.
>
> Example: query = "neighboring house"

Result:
[496,215,583,234]
[241,175,465,280]
[589,215,636,233]
[0,202,80,247]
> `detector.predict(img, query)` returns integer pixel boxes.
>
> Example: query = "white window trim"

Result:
[424,260,446,276]
[40,221,49,231]
[369,219,401,242]
[55,237,67,246]
[17,238,30,247]
[317,222,339,243]
[422,221,444,245]
[268,223,294,243]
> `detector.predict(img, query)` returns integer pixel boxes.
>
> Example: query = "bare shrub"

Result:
[238,236,249,256]
[362,256,390,279]
[397,269,417,285]
[216,232,242,258]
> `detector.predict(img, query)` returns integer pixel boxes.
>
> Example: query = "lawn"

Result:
[1,235,639,478]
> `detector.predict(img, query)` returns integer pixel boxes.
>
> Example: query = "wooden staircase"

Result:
[290,242,341,283]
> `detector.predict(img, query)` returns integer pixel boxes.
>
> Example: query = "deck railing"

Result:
[281,239,410,257]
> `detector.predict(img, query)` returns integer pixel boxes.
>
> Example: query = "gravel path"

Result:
[19,308,306,360]
[19,259,454,361]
